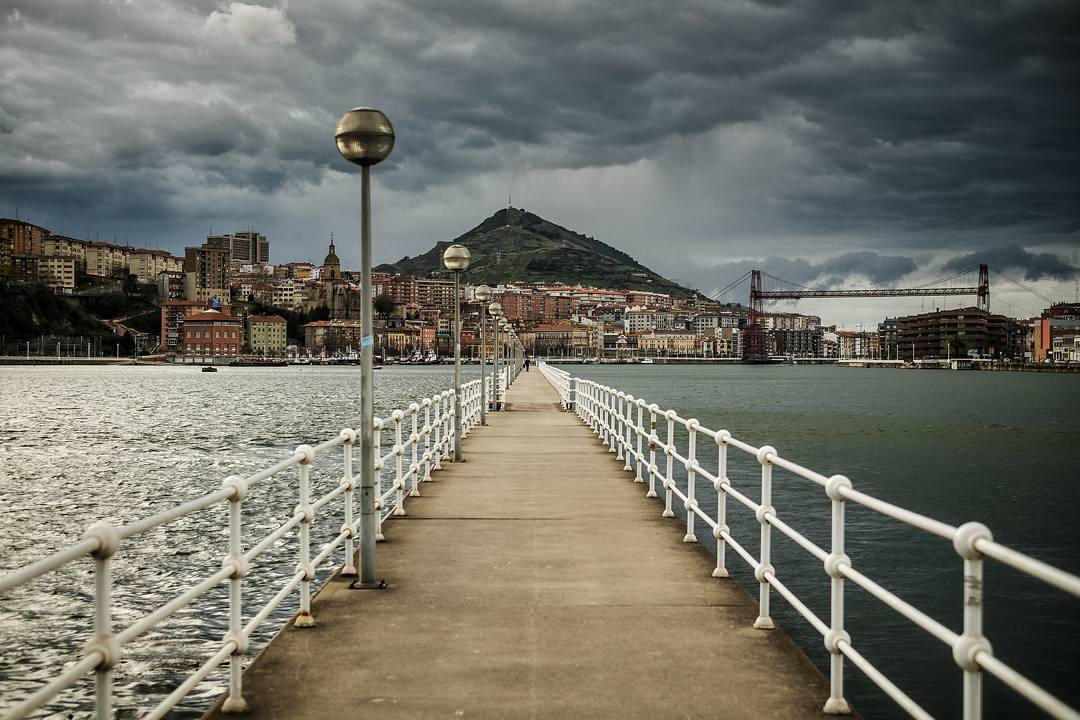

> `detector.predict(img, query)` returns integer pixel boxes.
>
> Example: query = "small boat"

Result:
[641,358,654,365]
[201,366,218,373]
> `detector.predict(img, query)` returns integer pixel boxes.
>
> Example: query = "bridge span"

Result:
[203,369,829,718]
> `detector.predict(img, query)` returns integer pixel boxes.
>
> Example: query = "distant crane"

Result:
[726,265,990,361]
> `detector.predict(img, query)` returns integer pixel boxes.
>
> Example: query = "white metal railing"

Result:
[538,361,574,409]
[0,378,487,719]
[539,362,1080,720]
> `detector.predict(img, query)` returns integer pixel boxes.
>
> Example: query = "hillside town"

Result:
[2,218,1077,365]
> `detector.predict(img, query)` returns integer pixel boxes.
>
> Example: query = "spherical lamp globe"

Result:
[335,108,395,166]
[442,244,471,272]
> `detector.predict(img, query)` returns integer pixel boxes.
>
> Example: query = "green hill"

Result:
[378,208,697,298]
[0,281,155,354]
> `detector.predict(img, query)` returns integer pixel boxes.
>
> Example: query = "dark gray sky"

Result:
[1,0,1077,324]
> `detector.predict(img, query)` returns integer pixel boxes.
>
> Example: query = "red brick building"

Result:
[179,309,243,358]
[161,300,232,353]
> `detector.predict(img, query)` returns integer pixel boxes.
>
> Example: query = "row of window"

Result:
[187,345,239,354]
[187,330,240,339]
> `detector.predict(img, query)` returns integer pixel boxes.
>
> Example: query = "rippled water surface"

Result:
[570,363,1080,720]
[0,364,478,718]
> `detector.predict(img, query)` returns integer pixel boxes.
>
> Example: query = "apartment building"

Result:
[157,271,185,301]
[0,218,48,268]
[627,290,672,309]
[7,255,76,292]
[246,315,288,355]
[624,309,676,334]
[896,307,1018,359]
[637,329,700,356]
[43,235,87,271]
[303,319,363,351]
[1034,303,1080,362]
[767,313,821,331]
[183,243,230,302]
[207,231,269,266]
[161,300,228,353]
[36,256,76,292]
[84,242,129,278]
[520,322,599,356]
[179,309,243,358]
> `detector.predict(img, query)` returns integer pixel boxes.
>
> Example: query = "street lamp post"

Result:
[509,329,517,378]
[335,107,395,590]
[502,321,510,394]
[489,302,502,410]
[475,285,492,425]
[442,244,471,462]
[502,320,512,381]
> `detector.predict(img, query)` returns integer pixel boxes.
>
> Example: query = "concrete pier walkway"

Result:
[206,370,835,719]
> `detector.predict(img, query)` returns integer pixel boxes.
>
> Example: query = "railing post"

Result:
[568,377,576,412]
[753,445,776,629]
[634,399,644,483]
[221,475,250,713]
[591,385,600,435]
[83,521,120,720]
[393,410,406,515]
[592,385,599,433]
[610,389,618,453]
[374,424,386,541]
[824,474,853,714]
[954,522,994,720]
[662,411,675,518]
[683,420,699,542]
[615,392,625,460]
[646,405,658,499]
[339,430,357,576]
[432,397,443,471]
[462,383,471,433]
[622,394,634,472]
[294,444,316,627]
[409,405,421,497]
[443,391,454,459]
[713,431,731,578]
[423,398,433,480]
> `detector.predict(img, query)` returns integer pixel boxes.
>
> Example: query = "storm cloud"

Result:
[1,0,1077,322]
[699,251,920,300]
[944,245,1078,281]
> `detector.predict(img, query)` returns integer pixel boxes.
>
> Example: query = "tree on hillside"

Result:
[374,294,395,319]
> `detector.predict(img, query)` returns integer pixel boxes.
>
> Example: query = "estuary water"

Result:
[1,363,1077,718]
[570,363,1080,720]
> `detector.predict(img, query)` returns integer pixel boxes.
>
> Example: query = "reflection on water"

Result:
[0,365,472,718]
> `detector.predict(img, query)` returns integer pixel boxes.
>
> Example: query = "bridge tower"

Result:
[978,263,989,312]
[745,270,766,361]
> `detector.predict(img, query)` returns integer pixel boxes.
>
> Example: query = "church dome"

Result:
[322,235,342,280]
[323,238,341,268]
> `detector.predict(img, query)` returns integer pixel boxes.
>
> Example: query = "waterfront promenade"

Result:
[205,370,832,719]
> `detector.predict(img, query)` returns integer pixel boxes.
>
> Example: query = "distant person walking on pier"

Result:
[525,356,531,372]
